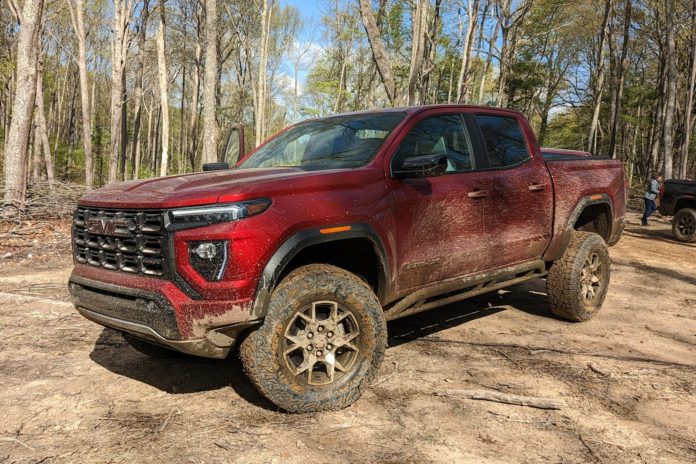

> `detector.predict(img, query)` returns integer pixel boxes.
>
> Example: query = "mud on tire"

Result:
[546,231,611,322]
[672,208,696,243]
[239,264,387,413]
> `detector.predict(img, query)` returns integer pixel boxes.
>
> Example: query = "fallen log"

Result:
[435,389,565,410]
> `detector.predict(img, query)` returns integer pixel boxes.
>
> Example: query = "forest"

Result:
[1,0,695,213]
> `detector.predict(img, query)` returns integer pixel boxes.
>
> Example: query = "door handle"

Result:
[528,183,546,192]
[468,189,490,199]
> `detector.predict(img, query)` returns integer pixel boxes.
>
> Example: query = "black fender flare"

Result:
[249,223,391,319]
[546,194,615,261]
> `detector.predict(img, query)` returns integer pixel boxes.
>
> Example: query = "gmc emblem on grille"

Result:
[86,216,130,236]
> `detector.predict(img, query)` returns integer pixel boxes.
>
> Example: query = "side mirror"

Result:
[202,162,230,171]
[393,154,447,179]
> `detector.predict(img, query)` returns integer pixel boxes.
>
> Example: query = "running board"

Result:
[384,261,547,321]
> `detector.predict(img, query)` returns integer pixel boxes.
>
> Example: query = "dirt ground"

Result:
[0,210,695,464]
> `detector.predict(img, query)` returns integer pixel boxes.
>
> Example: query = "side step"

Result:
[384,260,546,321]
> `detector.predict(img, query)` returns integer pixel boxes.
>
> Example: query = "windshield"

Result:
[238,113,406,171]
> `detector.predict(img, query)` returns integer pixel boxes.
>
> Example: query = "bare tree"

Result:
[587,0,613,154]
[662,0,676,179]
[108,0,131,183]
[130,0,149,180]
[608,0,632,159]
[359,0,397,105]
[157,1,170,176]
[202,0,218,164]
[35,57,54,187]
[407,0,429,105]
[3,0,44,210]
[66,0,94,189]
[456,0,480,103]
[254,0,274,146]
[495,0,531,107]
[681,0,696,178]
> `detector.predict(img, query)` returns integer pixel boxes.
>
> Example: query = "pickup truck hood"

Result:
[78,168,308,209]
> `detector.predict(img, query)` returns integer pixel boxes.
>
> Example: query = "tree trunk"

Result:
[456,0,480,103]
[108,0,130,183]
[478,15,498,104]
[681,0,696,179]
[119,65,128,179]
[129,0,149,180]
[157,10,170,176]
[3,0,44,210]
[662,0,677,179]
[407,0,428,106]
[359,0,397,105]
[67,0,94,189]
[35,59,54,187]
[608,0,632,159]
[255,0,273,146]
[202,0,218,164]
[188,40,201,169]
[588,0,613,155]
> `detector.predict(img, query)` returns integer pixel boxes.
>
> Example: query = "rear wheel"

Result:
[239,264,386,413]
[672,208,696,243]
[546,231,611,322]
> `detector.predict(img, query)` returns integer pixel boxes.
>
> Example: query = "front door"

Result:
[389,112,492,292]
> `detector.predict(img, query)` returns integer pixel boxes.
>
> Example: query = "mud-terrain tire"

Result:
[239,264,386,413]
[672,208,696,243]
[123,333,183,358]
[546,231,611,322]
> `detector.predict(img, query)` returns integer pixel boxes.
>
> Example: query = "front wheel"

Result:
[546,231,611,322]
[239,264,387,413]
[672,208,696,243]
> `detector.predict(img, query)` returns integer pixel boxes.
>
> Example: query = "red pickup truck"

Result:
[69,105,626,412]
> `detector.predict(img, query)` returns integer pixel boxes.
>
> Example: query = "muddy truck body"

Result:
[658,179,696,243]
[69,105,626,412]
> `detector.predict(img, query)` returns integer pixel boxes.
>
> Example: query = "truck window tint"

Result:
[396,114,475,173]
[239,113,405,171]
[475,115,530,167]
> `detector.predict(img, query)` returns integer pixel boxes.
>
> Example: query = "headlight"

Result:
[168,198,271,230]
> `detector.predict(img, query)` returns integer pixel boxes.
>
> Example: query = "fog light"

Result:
[188,240,228,281]
[194,242,218,259]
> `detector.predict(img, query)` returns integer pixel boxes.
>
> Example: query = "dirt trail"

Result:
[1,211,695,463]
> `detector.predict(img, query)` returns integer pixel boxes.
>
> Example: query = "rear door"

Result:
[472,113,553,266]
[388,111,493,291]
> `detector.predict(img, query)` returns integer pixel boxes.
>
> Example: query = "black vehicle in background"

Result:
[658,179,696,243]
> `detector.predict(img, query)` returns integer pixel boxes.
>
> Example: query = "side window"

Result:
[395,114,475,173]
[475,115,530,168]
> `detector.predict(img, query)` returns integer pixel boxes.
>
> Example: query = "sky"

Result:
[282,0,323,20]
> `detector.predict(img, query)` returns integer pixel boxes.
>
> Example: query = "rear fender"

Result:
[546,194,615,261]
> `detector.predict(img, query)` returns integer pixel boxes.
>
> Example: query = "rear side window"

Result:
[475,115,530,168]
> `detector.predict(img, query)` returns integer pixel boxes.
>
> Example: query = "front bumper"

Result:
[69,266,259,358]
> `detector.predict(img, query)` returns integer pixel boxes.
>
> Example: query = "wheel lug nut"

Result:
[307,332,313,338]
[327,344,332,350]
[316,350,323,356]
[327,332,333,338]
[317,326,324,332]
[307,345,313,351]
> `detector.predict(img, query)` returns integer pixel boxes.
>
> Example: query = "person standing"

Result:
[642,174,663,226]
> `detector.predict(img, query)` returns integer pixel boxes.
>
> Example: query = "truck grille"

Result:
[72,207,167,276]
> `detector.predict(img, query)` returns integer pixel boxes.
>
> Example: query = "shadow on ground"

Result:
[89,328,276,410]
[388,278,558,347]
[88,279,559,408]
